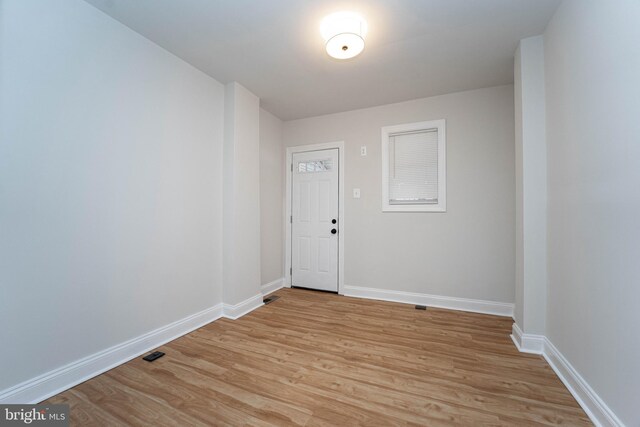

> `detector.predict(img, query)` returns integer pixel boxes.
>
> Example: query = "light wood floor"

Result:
[47,288,592,426]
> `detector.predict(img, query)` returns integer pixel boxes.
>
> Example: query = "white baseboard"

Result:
[510,325,624,427]
[222,293,264,320]
[542,339,624,427]
[0,303,224,405]
[510,323,545,354]
[261,277,285,296]
[0,291,267,405]
[343,285,514,317]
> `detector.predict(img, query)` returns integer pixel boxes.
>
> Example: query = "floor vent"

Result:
[143,351,165,362]
[415,305,427,310]
[263,295,280,305]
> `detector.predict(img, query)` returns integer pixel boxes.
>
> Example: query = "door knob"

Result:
[331,228,337,234]
[332,219,337,224]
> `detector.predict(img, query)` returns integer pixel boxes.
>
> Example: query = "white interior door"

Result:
[291,149,339,292]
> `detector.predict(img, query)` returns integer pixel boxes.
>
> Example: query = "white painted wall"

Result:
[283,86,515,303]
[223,83,262,305]
[259,108,284,285]
[514,36,547,336]
[514,47,525,328]
[0,0,225,392]
[544,0,640,424]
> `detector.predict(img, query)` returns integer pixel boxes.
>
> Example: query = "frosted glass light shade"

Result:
[325,33,365,59]
[320,12,367,59]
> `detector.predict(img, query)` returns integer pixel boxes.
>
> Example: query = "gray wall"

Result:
[514,36,547,336]
[544,0,640,424]
[0,0,225,390]
[259,109,284,285]
[283,86,515,303]
[514,47,525,328]
[222,83,261,305]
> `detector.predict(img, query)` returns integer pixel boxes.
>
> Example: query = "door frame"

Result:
[285,141,345,294]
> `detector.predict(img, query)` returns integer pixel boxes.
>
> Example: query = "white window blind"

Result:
[388,129,438,204]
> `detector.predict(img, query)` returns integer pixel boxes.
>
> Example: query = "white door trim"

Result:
[285,141,345,294]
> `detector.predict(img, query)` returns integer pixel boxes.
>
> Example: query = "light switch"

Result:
[353,188,361,199]
[360,146,367,156]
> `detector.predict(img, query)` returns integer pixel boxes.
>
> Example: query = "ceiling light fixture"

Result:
[320,11,367,60]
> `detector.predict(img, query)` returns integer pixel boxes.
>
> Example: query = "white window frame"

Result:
[381,119,446,212]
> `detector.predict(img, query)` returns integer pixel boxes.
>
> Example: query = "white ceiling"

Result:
[84,0,560,120]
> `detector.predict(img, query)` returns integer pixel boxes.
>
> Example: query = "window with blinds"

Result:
[381,119,446,212]
[389,130,438,204]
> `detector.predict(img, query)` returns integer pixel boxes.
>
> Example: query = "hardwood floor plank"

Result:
[46,288,592,426]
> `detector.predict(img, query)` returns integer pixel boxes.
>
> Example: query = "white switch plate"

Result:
[353,188,361,198]
[360,146,367,156]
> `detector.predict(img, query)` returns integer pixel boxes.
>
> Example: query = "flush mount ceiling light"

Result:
[320,11,368,60]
